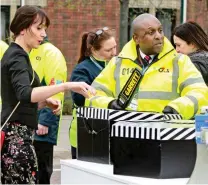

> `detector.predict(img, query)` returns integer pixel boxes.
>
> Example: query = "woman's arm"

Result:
[9,56,95,103]
[31,81,95,103]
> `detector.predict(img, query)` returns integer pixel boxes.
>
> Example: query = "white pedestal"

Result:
[188,144,208,184]
[60,159,189,184]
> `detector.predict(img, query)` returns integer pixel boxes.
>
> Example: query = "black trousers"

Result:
[33,140,54,184]
[71,146,77,159]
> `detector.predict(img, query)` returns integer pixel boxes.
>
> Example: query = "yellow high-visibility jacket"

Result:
[86,38,208,120]
[30,42,67,144]
[0,40,8,60]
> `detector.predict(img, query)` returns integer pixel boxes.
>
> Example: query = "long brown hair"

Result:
[77,28,115,63]
[173,21,208,51]
[10,5,50,40]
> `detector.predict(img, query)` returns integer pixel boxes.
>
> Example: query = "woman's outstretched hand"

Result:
[66,82,96,98]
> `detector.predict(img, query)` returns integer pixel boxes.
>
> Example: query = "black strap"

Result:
[118,68,142,109]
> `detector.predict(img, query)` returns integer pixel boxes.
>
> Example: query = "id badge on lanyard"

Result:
[129,93,139,111]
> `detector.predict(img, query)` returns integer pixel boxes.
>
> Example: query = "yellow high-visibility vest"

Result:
[86,38,208,120]
[0,40,8,60]
[30,42,67,101]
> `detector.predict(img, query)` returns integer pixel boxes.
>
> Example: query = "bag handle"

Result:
[0,69,35,131]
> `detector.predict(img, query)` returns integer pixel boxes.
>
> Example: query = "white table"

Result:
[60,159,189,184]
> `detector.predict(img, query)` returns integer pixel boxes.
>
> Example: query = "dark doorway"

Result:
[1,6,10,44]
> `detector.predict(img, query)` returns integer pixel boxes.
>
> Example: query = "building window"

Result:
[1,6,10,43]
[128,8,149,40]
[156,9,176,40]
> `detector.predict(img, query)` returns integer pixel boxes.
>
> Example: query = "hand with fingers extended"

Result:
[65,82,96,98]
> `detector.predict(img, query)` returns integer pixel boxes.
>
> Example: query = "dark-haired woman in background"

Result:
[173,21,208,85]
[1,5,95,184]
[69,27,117,159]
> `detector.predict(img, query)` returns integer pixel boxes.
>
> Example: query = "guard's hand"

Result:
[163,106,179,114]
[36,124,48,135]
[46,98,61,115]
[108,99,123,110]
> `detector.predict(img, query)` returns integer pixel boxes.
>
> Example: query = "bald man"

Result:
[132,14,164,56]
[85,14,208,120]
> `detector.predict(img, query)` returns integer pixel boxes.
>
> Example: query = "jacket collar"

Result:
[118,37,175,61]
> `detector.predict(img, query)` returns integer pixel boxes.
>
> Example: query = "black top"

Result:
[189,50,208,86]
[1,42,40,129]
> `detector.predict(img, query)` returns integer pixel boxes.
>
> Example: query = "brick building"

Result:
[43,0,120,76]
[186,0,208,31]
[1,0,208,79]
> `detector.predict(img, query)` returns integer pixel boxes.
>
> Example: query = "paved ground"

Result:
[51,115,72,184]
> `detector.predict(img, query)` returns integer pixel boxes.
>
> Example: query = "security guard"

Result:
[30,39,67,184]
[86,14,208,120]
[0,40,9,60]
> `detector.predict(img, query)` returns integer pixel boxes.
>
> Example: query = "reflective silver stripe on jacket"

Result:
[89,57,122,106]
[137,54,181,100]
[179,76,203,114]
[89,54,199,112]
[92,81,114,97]
[89,54,181,105]
[179,77,204,93]
[89,95,103,107]
[114,57,122,97]
[114,54,182,100]
[186,95,198,115]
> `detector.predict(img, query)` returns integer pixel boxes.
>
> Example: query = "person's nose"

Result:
[175,47,180,53]
[41,29,47,38]
[155,31,163,40]
[112,47,116,56]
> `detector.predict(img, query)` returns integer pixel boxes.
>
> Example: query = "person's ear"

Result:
[91,47,96,56]
[190,43,198,52]
[133,34,140,45]
[20,29,26,36]
[91,47,95,52]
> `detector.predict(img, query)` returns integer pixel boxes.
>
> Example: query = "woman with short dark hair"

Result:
[1,5,95,184]
[173,21,208,85]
